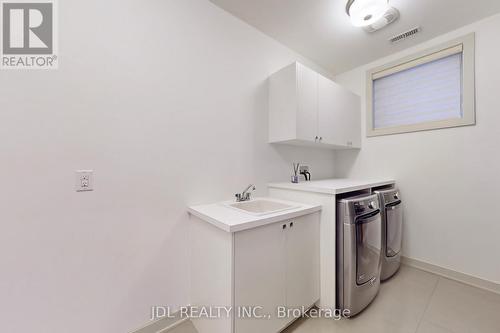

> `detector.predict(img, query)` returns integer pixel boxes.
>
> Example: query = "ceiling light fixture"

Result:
[346,0,390,27]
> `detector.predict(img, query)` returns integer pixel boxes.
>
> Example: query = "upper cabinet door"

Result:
[317,75,336,145]
[334,84,361,148]
[296,63,318,142]
[318,75,361,148]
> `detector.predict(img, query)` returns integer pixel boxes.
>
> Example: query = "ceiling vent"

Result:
[389,26,421,43]
[363,7,400,33]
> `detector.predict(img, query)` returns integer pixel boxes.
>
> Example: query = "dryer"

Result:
[375,188,403,281]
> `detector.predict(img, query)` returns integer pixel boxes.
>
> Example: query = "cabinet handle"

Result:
[319,137,323,141]
[290,222,294,228]
[282,224,287,230]
[315,136,318,141]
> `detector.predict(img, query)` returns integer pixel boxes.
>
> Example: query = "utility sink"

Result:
[227,199,298,216]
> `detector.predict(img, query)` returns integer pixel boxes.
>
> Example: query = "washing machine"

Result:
[375,188,403,281]
[336,193,382,317]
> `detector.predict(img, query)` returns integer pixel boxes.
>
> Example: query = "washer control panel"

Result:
[353,198,379,215]
[382,190,400,205]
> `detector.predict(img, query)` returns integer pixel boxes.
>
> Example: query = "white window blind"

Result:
[373,51,463,130]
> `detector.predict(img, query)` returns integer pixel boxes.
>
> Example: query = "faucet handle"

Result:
[235,193,242,201]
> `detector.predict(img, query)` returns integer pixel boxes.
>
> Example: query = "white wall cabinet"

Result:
[269,62,361,149]
[190,212,320,333]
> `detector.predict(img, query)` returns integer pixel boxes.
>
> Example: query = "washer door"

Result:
[355,211,382,285]
[386,202,403,257]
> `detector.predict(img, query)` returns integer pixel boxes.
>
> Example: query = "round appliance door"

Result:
[355,211,382,285]
[385,202,403,257]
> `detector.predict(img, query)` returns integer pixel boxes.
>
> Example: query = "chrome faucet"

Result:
[235,184,256,202]
[299,165,311,181]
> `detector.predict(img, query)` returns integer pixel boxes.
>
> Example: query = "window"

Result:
[366,33,475,137]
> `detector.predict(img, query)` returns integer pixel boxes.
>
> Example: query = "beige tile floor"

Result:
[171,321,198,333]
[283,266,500,333]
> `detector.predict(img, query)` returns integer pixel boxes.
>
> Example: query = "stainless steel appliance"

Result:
[337,193,382,316]
[375,188,403,281]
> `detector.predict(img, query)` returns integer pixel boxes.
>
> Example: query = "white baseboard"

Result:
[130,309,189,333]
[402,256,500,295]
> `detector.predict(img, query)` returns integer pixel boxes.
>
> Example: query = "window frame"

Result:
[366,33,476,137]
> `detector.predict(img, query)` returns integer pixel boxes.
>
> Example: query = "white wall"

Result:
[335,14,500,284]
[0,1,336,332]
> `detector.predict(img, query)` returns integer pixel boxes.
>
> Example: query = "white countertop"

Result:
[188,197,321,233]
[268,178,396,195]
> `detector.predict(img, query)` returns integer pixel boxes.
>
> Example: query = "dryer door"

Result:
[355,211,382,285]
[385,201,403,257]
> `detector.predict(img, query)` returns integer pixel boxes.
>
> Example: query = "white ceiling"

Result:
[210,0,500,74]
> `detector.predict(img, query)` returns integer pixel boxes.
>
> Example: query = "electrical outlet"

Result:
[75,170,93,192]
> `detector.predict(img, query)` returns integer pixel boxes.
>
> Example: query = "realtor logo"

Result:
[1,0,57,69]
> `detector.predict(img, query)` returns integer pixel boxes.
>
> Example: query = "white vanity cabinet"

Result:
[188,201,320,333]
[269,62,361,149]
[234,215,320,333]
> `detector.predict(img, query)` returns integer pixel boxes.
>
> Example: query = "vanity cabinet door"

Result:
[285,214,320,309]
[234,222,288,333]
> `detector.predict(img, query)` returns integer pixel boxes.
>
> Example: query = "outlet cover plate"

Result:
[75,170,93,192]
